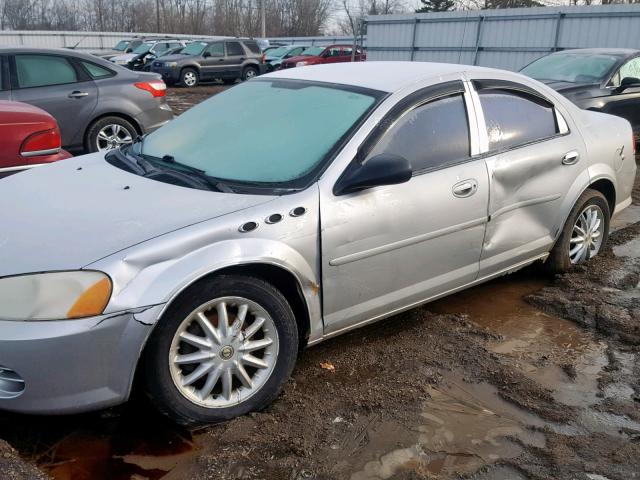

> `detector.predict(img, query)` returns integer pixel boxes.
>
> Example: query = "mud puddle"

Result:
[0,400,198,480]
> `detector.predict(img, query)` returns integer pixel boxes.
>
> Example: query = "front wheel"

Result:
[180,68,199,87]
[144,275,299,426]
[545,189,610,273]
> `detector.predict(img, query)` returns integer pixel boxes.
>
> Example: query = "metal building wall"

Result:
[366,5,640,71]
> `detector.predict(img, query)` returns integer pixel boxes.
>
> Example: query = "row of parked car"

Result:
[1,46,640,178]
[89,35,367,87]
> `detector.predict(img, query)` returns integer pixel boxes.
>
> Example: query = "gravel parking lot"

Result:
[1,87,639,480]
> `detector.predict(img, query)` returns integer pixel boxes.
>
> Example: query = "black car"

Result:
[150,39,265,87]
[521,48,640,141]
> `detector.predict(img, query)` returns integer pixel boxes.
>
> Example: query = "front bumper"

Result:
[150,66,181,84]
[0,310,156,414]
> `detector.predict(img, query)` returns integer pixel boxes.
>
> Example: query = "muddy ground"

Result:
[0,91,639,480]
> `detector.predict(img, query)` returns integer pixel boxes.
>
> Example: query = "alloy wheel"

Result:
[569,204,605,264]
[169,296,279,408]
[96,124,133,151]
[183,71,197,86]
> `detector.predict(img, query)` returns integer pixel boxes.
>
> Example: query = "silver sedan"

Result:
[0,62,635,425]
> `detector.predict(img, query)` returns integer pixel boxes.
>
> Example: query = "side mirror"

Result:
[203,51,211,58]
[334,154,412,196]
[616,76,640,93]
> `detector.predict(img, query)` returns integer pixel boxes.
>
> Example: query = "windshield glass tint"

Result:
[114,40,129,51]
[266,47,288,57]
[139,80,380,185]
[183,42,206,55]
[303,47,324,56]
[521,53,619,83]
[133,42,152,54]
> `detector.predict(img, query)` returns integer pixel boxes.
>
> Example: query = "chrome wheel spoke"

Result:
[217,302,229,338]
[221,368,233,401]
[181,362,214,387]
[234,361,253,388]
[174,351,213,365]
[240,338,273,353]
[199,365,223,400]
[242,354,268,369]
[244,317,265,340]
[196,311,221,345]
[179,331,211,350]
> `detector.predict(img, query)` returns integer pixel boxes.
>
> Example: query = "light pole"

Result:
[260,0,266,38]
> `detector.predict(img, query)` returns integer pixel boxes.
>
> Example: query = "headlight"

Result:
[296,61,308,67]
[0,271,112,321]
[165,62,178,68]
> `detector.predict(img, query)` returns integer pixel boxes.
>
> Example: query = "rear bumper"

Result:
[0,311,153,414]
[135,103,174,133]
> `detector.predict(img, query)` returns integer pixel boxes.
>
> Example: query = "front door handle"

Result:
[562,151,580,165]
[452,179,478,198]
[68,91,88,98]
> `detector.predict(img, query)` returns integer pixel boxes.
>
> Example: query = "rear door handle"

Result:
[562,151,580,165]
[68,91,88,98]
[452,179,478,198]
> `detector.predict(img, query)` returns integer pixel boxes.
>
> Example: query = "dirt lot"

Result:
[0,90,639,480]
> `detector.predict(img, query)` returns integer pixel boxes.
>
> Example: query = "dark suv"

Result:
[150,39,265,87]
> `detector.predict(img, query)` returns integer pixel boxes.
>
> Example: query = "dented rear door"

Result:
[469,79,587,277]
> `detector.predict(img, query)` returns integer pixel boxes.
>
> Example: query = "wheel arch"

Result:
[588,177,616,215]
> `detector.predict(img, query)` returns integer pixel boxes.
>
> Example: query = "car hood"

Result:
[0,154,275,276]
[111,53,137,62]
[283,54,319,64]
[156,54,191,62]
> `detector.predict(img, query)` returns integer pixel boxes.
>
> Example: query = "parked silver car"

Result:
[0,47,174,153]
[0,62,635,425]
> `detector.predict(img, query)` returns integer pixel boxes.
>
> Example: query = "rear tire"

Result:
[180,68,199,87]
[545,188,610,274]
[143,275,299,427]
[242,66,259,81]
[85,116,137,153]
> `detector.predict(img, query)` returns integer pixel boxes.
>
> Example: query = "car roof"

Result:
[265,61,499,93]
[0,46,109,58]
[551,48,639,57]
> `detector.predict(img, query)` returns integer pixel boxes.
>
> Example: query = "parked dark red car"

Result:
[0,101,71,177]
[280,44,366,69]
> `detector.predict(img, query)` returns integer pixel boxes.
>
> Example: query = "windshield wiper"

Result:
[142,153,235,193]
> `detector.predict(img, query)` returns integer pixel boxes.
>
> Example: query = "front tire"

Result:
[144,275,299,427]
[545,189,610,273]
[180,68,199,87]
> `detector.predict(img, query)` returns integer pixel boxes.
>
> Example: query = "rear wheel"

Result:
[545,189,610,273]
[180,68,199,87]
[242,66,259,81]
[144,275,299,426]
[85,116,137,153]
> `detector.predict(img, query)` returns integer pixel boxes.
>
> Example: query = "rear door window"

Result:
[478,90,558,152]
[368,94,471,172]
[15,54,78,88]
[226,42,244,57]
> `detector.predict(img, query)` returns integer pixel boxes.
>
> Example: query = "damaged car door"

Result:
[469,79,588,276]
[320,81,490,336]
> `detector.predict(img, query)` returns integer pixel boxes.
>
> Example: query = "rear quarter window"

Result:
[243,41,261,54]
[81,61,115,79]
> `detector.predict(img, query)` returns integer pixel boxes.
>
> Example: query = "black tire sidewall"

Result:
[85,116,137,153]
[180,68,198,87]
[144,275,299,426]
[242,66,258,81]
[548,189,610,273]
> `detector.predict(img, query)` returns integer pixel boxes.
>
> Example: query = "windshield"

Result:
[114,40,130,51]
[303,47,325,56]
[136,79,382,188]
[521,53,619,83]
[266,47,288,58]
[133,42,152,55]
[182,42,206,56]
